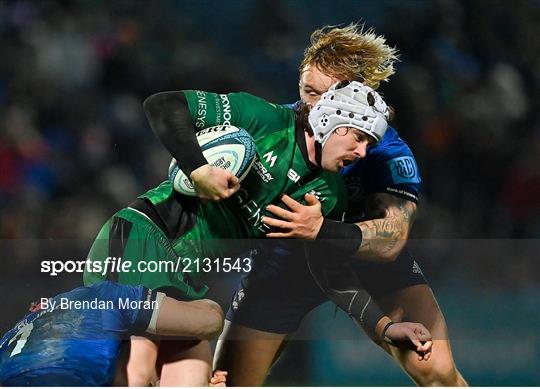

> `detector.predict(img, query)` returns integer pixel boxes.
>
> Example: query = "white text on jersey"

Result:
[263,151,277,167]
[287,168,301,183]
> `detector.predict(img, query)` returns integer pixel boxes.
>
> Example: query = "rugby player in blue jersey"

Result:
[0,281,224,386]
[214,24,467,386]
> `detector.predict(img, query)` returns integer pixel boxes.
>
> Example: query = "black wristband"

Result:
[316,218,363,255]
[361,299,385,338]
[382,320,395,340]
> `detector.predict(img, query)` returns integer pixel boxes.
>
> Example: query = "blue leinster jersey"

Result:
[341,126,421,222]
[0,281,157,386]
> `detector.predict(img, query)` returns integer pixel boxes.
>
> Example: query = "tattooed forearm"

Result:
[355,194,417,261]
[359,217,403,257]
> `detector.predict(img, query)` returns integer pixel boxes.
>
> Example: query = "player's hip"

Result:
[84,206,207,300]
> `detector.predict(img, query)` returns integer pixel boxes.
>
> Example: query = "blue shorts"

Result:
[2,370,87,386]
[225,245,428,334]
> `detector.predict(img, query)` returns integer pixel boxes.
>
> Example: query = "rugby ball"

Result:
[168,125,257,196]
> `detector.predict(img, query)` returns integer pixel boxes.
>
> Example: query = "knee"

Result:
[409,357,463,387]
[126,361,157,386]
[198,299,225,339]
[126,338,159,386]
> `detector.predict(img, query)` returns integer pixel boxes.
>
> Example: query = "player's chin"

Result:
[323,163,341,172]
[341,157,357,167]
[336,159,349,170]
[321,157,345,172]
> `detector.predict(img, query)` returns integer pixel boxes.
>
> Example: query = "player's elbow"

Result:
[143,92,176,119]
[378,242,406,262]
[360,241,405,263]
[143,92,162,118]
[196,299,225,340]
[379,250,400,263]
[143,91,187,131]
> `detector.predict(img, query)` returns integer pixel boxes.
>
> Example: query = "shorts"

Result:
[225,244,428,334]
[84,206,208,301]
[2,371,87,386]
[350,247,428,298]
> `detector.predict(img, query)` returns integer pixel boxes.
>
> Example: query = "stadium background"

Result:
[0,0,539,385]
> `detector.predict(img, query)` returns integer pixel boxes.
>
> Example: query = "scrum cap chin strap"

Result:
[315,140,322,166]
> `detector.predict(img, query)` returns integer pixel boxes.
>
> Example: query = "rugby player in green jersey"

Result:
[84,81,432,385]
[85,83,387,298]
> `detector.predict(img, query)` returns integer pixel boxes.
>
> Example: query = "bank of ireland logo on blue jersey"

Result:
[388,156,420,185]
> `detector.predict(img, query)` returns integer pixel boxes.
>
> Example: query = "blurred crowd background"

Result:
[0,0,539,385]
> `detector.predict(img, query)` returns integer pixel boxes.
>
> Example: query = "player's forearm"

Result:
[315,216,407,262]
[348,290,389,339]
[354,199,416,261]
[307,255,386,338]
[375,315,394,339]
[143,91,207,176]
[354,216,409,262]
[317,202,415,262]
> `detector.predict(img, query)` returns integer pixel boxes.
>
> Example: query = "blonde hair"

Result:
[300,23,398,89]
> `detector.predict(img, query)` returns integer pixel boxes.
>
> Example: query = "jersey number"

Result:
[8,322,34,357]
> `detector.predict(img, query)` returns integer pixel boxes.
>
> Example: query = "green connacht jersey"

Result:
[86,91,348,299]
[142,91,345,254]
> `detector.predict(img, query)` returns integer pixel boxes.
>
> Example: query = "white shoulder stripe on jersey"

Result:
[127,206,154,222]
[146,291,166,334]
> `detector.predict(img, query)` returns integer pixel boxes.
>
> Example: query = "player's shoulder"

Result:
[184,89,292,113]
[231,92,288,109]
[84,281,144,304]
[366,126,421,191]
[184,89,295,137]
[341,126,421,188]
[368,126,415,160]
[54,284,97,302]
[231,92,294,119]
[229,92,296,137]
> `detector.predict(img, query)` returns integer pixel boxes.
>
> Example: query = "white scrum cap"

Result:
[308,80,390,146]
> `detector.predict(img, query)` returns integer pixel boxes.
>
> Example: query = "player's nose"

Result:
[353,141,369,158]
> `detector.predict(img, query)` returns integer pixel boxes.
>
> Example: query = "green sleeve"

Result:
[183,90,295,138]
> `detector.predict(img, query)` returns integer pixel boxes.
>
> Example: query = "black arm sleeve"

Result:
[316,218,363,256]
[307,257,385,338]
[143,91,208,176]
